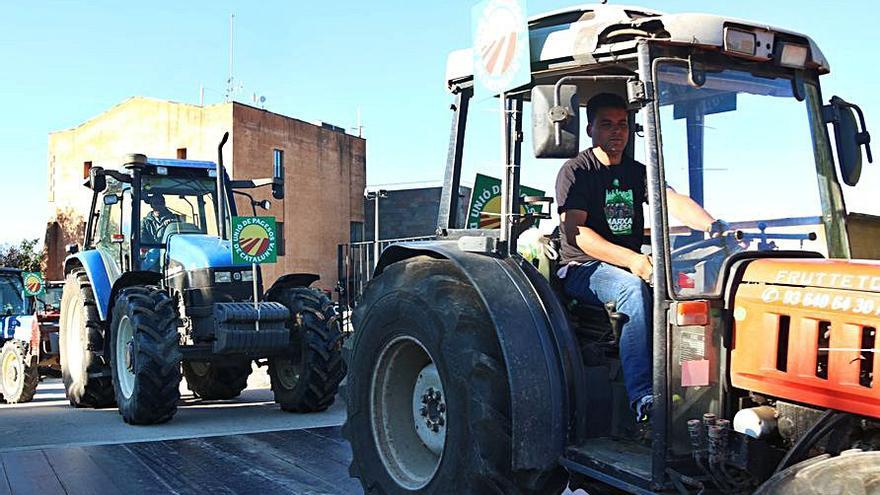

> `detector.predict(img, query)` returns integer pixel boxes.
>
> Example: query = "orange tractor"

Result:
[344,3,879,494]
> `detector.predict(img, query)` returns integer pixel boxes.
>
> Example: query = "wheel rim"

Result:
[65,294,84,375]
[115,315,135,399]
[189,361,210,377]
[275,359,301,390]
[370,336,445,490]
[2,349,21,393]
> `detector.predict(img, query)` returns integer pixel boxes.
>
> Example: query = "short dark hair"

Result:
[586,93,627,124]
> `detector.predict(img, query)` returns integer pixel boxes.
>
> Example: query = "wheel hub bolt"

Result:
[125,341,135,372]
[419,387,446,433]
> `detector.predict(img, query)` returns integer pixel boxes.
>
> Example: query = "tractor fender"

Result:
[63,250,115,321]
[265,273,320,300]
[375,241,578,471]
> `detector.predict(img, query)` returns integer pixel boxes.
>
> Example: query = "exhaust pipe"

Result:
[217,132,229,239]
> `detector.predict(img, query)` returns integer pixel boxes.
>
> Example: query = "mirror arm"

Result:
[104,170,132,183]
[552,75,638,144]
[229,177,279,189]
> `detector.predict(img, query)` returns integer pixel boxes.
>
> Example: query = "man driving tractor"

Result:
[556,93,728,421]
[141,193,181,244]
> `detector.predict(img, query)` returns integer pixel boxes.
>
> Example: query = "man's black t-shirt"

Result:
[555,148,647,264]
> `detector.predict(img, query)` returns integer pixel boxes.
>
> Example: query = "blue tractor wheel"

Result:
[59,270,115,408]
[182,360,252,400]
[267,287,345,412]
[109,285,181,425]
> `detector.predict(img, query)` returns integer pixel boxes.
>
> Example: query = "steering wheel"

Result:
[670,230,743,262]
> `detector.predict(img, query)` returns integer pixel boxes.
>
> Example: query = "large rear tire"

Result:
[267,287,345,412]
[344,256,568,494]
[59,270,115,408]
[1,340,39,404]
[109,286,181,425]
[755,450,880,494]
[182,360,252,400]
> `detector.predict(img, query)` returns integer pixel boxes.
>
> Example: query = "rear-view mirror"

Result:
[103,195,119,206]
[825,96,873,187]
[90,167,106,192]
[272,177,284,200]
[532,84,579,158]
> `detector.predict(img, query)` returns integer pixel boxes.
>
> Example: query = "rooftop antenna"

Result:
[226,14,235,102]
[357,107,363,138]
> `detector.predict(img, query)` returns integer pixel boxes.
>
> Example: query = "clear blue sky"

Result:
[0,1,877,245]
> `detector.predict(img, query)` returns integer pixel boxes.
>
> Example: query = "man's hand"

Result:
[627,253,653,282]
[706,219,731,238]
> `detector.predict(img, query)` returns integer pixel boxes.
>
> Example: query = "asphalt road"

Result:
[0,367,587,494]
[0,365,346,453]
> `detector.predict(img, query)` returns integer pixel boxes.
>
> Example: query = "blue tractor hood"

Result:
[167,235,249,271]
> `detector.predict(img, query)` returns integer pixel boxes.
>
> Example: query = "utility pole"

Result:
[226,14,235,102]
[365,189,389,268]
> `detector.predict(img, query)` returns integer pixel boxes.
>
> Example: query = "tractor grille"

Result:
[731,282,880,419]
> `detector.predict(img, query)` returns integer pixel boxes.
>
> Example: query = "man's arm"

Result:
[666,188,715,233]
[562,209,653,281]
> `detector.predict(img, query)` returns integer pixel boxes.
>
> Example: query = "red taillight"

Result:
[676,300,710,326]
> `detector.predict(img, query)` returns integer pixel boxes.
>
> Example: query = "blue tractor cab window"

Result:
[0,273,25,316]
[138,174,221,271]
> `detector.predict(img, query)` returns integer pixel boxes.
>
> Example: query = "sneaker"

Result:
[635,394,654,423]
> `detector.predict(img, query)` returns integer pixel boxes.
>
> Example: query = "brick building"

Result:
[45,96,366,291]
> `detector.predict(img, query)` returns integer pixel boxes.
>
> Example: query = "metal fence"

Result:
[336,236,435,327]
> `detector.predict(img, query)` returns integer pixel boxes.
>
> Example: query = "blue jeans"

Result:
[564,261,653,407]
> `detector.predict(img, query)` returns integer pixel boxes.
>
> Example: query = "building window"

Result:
[177,148,187,159]
[83,161,92,179]
[276,221,285,256]
[274,149,284,179]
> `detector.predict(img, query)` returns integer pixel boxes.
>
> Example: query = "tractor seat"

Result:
[161,222,203,243]
[540,227,624,351]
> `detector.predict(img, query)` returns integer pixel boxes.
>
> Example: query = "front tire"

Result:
[182,360,252,400]
[1,341,39,404]
[109,286,181,425]
[344,257,568,494]
[267,287,345,412]
[59,270,115,408]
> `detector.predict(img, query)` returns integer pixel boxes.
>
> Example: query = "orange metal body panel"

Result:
[731,258,880,418]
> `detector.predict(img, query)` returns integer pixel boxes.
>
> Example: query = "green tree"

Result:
[0,238,43,273]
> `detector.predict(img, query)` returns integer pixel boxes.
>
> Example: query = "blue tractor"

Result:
[59,134,346,424]
[0,268,40,404]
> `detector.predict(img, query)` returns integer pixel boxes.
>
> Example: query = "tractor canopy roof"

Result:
[446,3,829,92]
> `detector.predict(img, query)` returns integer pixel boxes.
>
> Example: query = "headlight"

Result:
[214,271,232,283]
[724,28,756,56]
[241,270,254,282]
[777,43,809,68]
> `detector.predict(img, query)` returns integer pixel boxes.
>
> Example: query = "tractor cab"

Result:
[0,269,27,317]
[346,4,878,495]
[87,158,225,274]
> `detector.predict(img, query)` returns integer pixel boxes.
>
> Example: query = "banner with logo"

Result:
[231,216,277,265]
[471,0,531,99]
[22,272,45,297]
[466,173,545,229]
